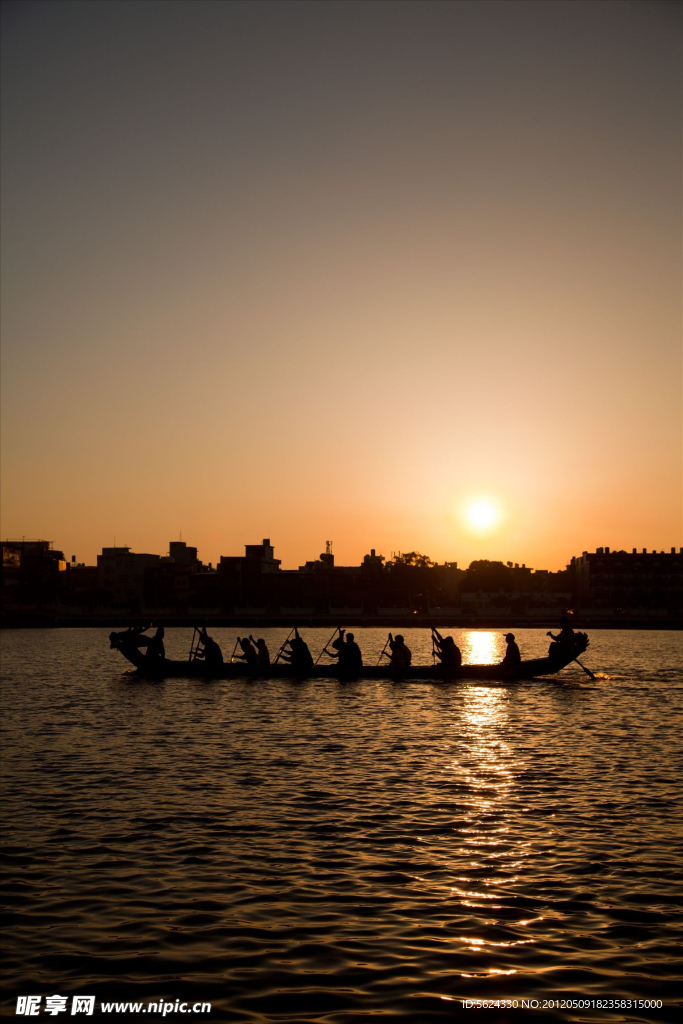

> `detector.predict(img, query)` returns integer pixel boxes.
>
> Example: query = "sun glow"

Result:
[465,500,499,533]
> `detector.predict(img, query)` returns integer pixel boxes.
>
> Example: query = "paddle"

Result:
[188,626,200,663]
[376,636,390,666]
[229,638,240,664]
[547,629,596,681]
[316,626,340,666]
[273,627,295,666]
[431,628,437,666]
[573,656,597,681]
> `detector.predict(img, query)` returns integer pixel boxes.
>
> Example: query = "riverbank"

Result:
[2,612,681,629]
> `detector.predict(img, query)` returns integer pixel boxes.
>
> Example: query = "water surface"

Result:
[1,628,681,1021]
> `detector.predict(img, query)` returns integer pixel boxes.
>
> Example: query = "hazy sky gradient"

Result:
[2,0,681,569]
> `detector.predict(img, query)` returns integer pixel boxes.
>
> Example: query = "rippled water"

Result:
[1,628,682,1022]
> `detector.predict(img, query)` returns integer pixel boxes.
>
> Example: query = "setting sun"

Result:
[465,500,499,533]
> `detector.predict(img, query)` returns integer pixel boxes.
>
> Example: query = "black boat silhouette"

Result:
[109,629,590,681]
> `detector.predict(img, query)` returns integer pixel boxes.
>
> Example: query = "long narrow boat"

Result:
[110,629,590,681]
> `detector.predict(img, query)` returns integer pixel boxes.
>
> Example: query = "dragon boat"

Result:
[109,628,590,681]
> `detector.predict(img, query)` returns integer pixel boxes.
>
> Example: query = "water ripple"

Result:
[1,628,682,1021]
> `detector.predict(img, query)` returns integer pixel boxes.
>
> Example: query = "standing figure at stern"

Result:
[547,616,576,662]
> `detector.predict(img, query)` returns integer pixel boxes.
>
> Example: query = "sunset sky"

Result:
[1,0,681,571]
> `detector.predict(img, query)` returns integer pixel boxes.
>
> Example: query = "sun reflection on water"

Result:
[462,687,506,731]
[463,631,502,665]
[437,682,535,980]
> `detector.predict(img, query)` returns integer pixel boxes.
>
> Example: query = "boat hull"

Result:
[111,635,588,682]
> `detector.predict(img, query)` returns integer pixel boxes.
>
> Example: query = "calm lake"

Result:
[1,628,681,1022]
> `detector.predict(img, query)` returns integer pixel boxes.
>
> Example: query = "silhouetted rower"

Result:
[501,633,521,671]
[341,632,363,672]
[235,637,258,666]
[431,627,462,674]
[195,628,223,666]
[327,629,363,674]
[322,628,344,661]
[250,636,270,666]
[383,633,411,670]
[145,626,165,663]
[281,628,313,671]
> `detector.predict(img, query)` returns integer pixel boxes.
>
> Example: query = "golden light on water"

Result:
[463,631,501,666]
[441,685,531,982]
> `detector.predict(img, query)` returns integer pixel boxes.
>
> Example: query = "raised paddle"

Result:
[188,626,200,663]
[273,627,295,665]
[315,626,340,666]
[376,636,390,666]
[229,638,240,664]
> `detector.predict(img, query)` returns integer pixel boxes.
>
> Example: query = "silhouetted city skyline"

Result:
[3,533,681,628]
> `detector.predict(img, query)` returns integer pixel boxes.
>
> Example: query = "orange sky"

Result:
[1,1,681,570]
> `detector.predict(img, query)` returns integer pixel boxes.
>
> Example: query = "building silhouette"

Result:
[572,547,683,612]
[2,535,682,625]
[1,540,66,615]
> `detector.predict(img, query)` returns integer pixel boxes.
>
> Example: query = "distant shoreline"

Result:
[1,615,681,631]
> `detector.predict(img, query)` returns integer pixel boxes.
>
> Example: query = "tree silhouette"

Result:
[386,551,435,569]
[462,559,510,592]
